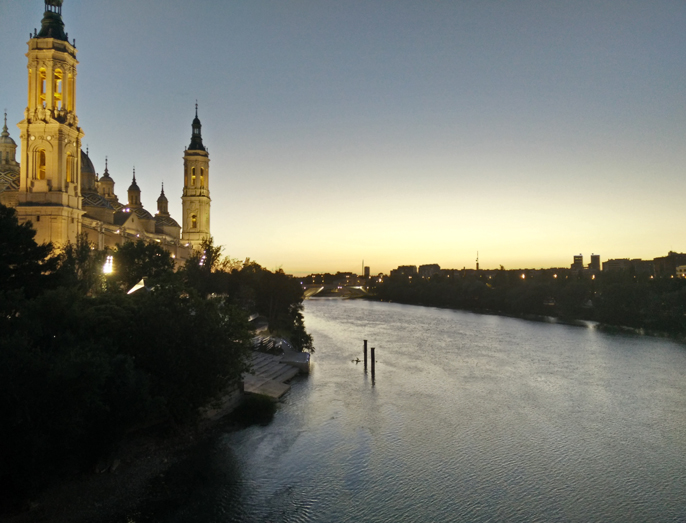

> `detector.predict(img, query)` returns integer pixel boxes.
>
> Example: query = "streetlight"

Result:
[103,255,114,274]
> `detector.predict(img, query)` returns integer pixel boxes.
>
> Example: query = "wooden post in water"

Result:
[364,340,368,370]
[371,347,375,378]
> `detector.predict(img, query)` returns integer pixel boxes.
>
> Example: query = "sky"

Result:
[1,1,685,276]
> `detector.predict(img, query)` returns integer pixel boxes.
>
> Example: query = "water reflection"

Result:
[130,300,686,522]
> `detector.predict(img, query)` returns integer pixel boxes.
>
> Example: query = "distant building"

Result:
[571,254,584,271]
[677,266,686,279]
[418,264,441,278]
[602,258,654,275]
[589,254,600,271]
[603,258,632,272]
[390,265,417,278]
[364,266,370,278]
[653,252,686,277]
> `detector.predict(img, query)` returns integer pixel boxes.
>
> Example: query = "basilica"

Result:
[0,0,211,264]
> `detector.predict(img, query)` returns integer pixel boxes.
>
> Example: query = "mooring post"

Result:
[364,340,368,370]
[371,346,375,378]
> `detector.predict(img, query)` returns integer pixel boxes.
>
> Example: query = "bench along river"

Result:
[131,299,686,522]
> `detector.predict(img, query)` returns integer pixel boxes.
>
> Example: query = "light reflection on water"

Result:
[140,300,686,522]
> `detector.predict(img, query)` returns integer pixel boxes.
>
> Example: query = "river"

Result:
[132,299,686,522]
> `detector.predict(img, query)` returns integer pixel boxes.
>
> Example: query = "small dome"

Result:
[100,158,113,181]
[128,170,140,192]
[157,184,168,203]
[0,114,16,146]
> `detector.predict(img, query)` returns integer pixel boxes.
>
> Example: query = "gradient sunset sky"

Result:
[1,1,685,275]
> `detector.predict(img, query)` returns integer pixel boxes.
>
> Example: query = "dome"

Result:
[0,114,16,146]
[157,184,168,203]
[128,172,140,193]
[100,158,113,181]
[81,149,97,191]
[81,149,96,176]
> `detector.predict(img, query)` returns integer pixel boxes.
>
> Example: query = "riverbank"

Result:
[2,413,241,523]
[363,296,686,342]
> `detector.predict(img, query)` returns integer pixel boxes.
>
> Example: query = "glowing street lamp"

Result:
[102,255,114,274]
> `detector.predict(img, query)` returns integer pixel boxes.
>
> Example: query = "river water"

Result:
[138,299,686,522]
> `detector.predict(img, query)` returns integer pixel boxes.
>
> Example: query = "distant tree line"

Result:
[370,268,686,335]
[0,203,310,511]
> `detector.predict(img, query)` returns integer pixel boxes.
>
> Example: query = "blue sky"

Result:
[1,0,685,275]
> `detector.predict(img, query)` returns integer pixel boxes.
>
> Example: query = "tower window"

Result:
[54,69,63,110]
[191,167,196,185]
[200,168,204,188]
[66,153,73,183]
[39,68,47,108]
[191,214,197,229]
[67,74,74,112]
[37,150,46,180]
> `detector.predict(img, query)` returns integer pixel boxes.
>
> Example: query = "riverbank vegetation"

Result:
[371,268,686,336]
[0,203,310,513]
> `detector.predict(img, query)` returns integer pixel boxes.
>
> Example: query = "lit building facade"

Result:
[0,1,212,264]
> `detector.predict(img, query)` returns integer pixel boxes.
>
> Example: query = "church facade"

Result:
[0,0,212,263]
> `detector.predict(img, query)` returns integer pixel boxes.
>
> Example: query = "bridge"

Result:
[302,284,369,299]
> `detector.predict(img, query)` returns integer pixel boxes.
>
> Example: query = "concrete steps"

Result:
[242,351,305,400]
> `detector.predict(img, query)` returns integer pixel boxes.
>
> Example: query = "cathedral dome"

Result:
[81,149,96,176]
[81,149,97,191]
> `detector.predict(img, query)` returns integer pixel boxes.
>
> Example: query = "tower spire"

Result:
[188,104,205,151]
[1,111,9,138]
[37,0,67,41]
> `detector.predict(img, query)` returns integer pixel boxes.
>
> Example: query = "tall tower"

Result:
[16,0,84,245]
[181,104,211,250]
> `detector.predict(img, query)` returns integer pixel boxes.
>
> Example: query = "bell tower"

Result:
[181,104,211,250]
[16,0,84,245]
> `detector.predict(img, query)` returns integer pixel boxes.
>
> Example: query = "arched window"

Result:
[39,69,47,108]
[67,73,74,112]
[37,150,46,180]
[200,168,204,188]
[191,167,196,186]
[54,69,63,110]
[66,153,73,182]
[191,214,197,229]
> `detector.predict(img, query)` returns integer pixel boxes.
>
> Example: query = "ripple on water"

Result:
[144,300,686,522]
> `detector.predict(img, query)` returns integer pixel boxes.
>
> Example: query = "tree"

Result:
[0,203,57,297]
[110,239,176,290]
[54,233,107,295]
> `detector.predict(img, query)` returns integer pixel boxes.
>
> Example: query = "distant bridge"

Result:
[302,284,369,299]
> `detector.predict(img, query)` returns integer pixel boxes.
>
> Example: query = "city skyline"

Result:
[1,1,685,276]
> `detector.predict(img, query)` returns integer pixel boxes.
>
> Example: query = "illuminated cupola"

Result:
[181,103,211,250]
[127,169,141,208]
[156,183,169,216]
[15,0,84,245]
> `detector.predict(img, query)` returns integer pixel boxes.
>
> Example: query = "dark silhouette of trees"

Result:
[0,204,57,297]
[375,269,686,335]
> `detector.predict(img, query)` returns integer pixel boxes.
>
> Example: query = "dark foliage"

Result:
[181,238,313,351]
[374,269,686,335]
[0,204,57,298]
[0,207,253,510]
